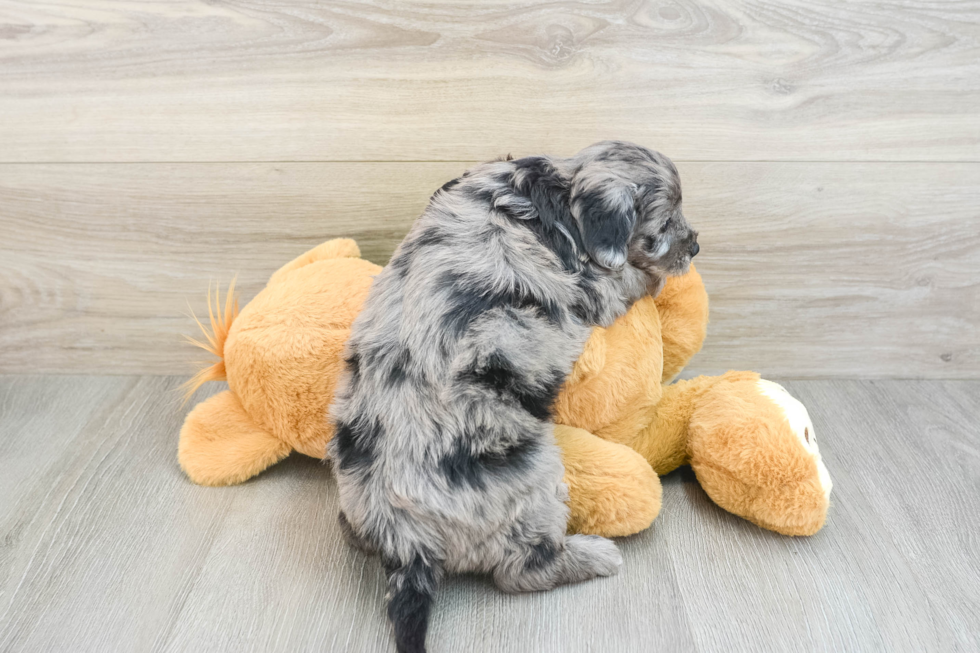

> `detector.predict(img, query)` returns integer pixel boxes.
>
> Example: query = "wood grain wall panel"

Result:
[0,0,977,162]
[2,161,976,377]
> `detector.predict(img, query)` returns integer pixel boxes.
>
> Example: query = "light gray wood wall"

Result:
[0,0,978,377]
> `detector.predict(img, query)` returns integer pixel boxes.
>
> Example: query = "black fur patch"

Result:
[389,226,448,275]
[387,348,412,386]
[504,156,582,272]
[333,416,382,472]
[467,170,513,206]
[438,271,565,336]
[344,352,362,389]
[524,538,561,571]
[468,350,514,392]
[412,227,448,251]
[388,249,411,275]
[461,349,565,421]
[571,268,605,324]
[439,435,538,490]
[517,215,580,274]
[576,186,634,265]
[438,444,481,488]
[384,553,438,653]
[513,367,567,421]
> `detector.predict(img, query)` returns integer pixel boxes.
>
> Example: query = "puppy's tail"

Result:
[385,552,441,653]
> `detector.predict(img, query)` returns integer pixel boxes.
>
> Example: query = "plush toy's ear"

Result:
[570,175,636,270]
[269,238,361,285]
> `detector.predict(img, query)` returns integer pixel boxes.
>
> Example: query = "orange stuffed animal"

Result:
[180,239,831,537]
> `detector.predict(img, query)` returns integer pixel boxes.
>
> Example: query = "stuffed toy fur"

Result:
[180,239,832,537]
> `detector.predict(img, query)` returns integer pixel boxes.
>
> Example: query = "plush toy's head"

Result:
[688,376,833,536]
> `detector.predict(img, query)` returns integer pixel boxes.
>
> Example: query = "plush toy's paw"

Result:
[555,425,662,537]
[179,390,292,486]
[655,264,709,384]
[688,376,832,536]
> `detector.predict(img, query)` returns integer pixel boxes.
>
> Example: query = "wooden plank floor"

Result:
[1,376,977,652]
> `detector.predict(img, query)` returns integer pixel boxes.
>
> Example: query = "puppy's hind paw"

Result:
[567,534,623,577]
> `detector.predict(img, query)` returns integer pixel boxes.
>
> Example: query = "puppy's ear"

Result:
[571,176,636,270]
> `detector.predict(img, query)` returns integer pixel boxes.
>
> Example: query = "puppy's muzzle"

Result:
[688,231,700,258]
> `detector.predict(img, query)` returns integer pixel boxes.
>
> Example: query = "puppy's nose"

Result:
[690,241,700,257]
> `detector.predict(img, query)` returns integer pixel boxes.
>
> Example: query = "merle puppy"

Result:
[329,141,699,653]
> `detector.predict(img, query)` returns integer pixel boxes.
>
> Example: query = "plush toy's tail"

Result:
[182,278,239,402]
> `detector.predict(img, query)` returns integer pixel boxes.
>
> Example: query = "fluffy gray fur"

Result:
[328,140,698,653]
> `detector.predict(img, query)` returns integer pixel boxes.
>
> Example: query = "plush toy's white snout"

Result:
[756,380,833,502]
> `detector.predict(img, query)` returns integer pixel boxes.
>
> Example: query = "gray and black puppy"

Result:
[328,140,699,653]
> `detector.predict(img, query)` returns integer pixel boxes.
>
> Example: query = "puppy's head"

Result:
[569,141,698,290]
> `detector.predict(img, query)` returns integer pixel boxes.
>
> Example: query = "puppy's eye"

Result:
[660,217,673,233]
[643,236,656,251]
